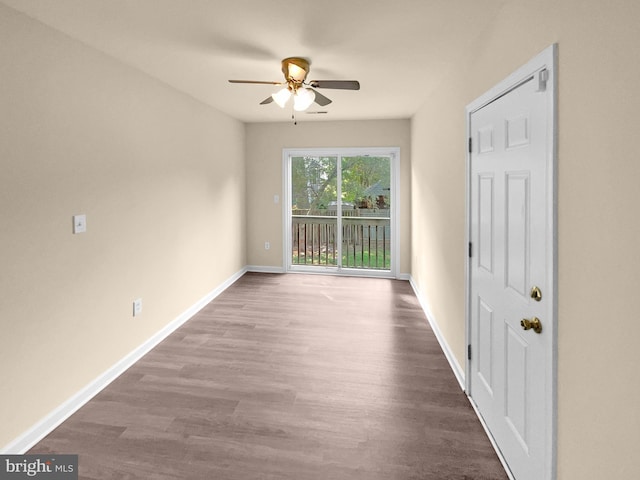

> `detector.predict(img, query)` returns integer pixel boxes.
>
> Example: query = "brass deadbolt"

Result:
[530,286,542,302]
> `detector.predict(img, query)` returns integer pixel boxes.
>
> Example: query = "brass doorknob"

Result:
[521,317,542,334]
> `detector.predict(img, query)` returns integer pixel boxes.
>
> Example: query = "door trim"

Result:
[282,147,400,278]
[464,44,558,480]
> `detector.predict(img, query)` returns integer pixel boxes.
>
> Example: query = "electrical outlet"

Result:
[264,241,270,250]
[133,298,142,317]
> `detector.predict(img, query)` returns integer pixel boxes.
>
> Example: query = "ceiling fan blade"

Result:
[309,80,360,90]
[311,89,332,107]
[228,80,283,85]
[260,96,274,105]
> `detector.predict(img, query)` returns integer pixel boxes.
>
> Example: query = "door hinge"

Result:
[468,242,473,258]
[468,137,472,153]
[468,344,472,361]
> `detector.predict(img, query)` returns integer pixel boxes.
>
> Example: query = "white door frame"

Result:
[464,44,558,479]
[282,147,400,278]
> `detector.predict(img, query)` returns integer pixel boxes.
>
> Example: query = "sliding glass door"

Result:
[286,148,398,277]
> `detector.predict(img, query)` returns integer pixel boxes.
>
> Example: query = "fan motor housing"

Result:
[281,57,310,83]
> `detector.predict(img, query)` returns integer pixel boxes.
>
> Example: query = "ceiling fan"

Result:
[228,57,360,112]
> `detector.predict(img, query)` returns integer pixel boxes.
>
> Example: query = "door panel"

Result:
[506,114,530,148]
[340,156,391,271]
[478,174,494,273]
[478,125,495,153]
[505,321,529,449]
[290,156,338,268]
[477,298,494,396]
[505,172,530,297]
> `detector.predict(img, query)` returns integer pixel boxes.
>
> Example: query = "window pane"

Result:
[291,156,338,266]
[341,156,391,270]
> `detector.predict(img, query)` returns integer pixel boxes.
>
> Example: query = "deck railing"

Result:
[292,212,391,269]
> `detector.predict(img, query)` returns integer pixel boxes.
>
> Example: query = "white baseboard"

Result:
[245,265,286,274]
[408,275,465,390]
[1,267,247,454]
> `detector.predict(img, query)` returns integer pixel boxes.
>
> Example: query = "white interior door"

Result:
[468,48,556,480]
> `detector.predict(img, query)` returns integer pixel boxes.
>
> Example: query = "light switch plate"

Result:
[73,214,87,234]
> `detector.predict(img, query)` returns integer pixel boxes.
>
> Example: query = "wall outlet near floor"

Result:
[264,241,270,250]
[133,298,143,317]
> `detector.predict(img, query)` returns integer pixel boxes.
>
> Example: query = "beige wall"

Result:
[0,5,246,448]
[245,120,411,274]
[411,0,640,478]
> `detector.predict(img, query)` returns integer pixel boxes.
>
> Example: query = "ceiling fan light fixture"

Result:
[282,57,310,83]
[272,88,291,108]
[288,63,307,82]
[229,57,358,117]
[293,88,315,111]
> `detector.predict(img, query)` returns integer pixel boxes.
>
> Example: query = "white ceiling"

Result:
[2,0,506,123]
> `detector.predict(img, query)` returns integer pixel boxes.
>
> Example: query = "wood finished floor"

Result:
[30,273,508,479]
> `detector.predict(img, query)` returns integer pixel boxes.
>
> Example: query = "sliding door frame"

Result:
[283,147,400,278]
